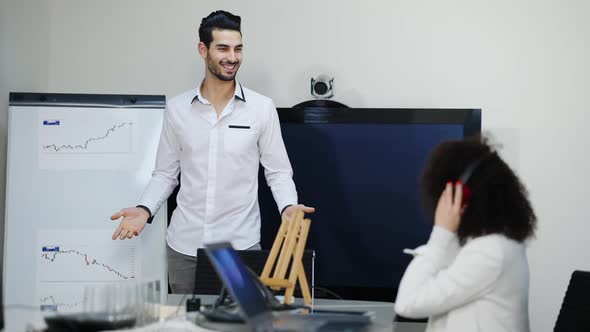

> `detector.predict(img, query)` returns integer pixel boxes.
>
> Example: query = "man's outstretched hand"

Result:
[110,207,149,240]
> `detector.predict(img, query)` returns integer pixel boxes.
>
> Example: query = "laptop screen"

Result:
[204,242,269,319]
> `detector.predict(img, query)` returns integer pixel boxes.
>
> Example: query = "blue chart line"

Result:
[39,295,84,312]
[42,122,133,152]
[41,246,136,280]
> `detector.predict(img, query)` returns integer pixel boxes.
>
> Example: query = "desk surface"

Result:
[3,294,427,332]
[166,294,426,332]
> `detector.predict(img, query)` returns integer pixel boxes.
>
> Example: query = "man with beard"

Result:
[110,10,314,293]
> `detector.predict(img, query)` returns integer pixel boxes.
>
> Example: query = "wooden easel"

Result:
[259,210,312,305]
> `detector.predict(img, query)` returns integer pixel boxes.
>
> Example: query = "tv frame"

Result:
[276,107,480,134]
[260,107,481,301]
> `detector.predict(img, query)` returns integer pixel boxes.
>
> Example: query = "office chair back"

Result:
[554,270,590,331]
[194,249,315,298]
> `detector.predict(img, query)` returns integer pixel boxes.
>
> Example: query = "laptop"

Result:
[202,242,372,332]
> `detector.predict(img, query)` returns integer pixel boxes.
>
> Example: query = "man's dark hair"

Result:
[420,136,537,244]
[199,10,241,48]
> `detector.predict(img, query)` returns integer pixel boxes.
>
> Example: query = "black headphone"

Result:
[458,156,487,184]
[457,154,490,204]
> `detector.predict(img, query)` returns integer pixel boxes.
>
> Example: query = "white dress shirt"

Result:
[395,226,530,332]
[139,82,297,256]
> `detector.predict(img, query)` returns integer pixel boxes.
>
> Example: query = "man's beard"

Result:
[207,58,239,82]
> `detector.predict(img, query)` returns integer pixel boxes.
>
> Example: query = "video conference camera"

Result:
[311,75,334,99]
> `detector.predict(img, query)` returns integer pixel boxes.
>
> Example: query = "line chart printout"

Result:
[38,108,139,170]
[36,230,141,312]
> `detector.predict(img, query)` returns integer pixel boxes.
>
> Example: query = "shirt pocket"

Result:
[224,124,257,154]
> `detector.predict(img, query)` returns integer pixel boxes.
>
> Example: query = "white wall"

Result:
[2,1,590,330]
[0,0,50,269]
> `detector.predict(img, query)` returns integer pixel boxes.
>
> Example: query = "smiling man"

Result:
[110,10,314,293]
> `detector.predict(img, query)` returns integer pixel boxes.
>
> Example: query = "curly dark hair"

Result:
[199,10,241,48]
[420,136,536,244]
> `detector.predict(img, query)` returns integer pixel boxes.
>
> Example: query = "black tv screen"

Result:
[258,107,481,301]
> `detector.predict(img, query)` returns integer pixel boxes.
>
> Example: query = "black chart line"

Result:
[42,122,133,152]
[41,247,136,280]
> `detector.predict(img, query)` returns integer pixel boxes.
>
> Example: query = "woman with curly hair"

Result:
[395,136,537,332]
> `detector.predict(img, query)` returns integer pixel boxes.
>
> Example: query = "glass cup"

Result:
[82,282,139,328]
[136,280,162,326]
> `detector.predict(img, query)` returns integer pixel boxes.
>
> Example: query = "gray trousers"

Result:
[167,243,261,294]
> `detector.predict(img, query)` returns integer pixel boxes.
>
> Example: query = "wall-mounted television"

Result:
[258,107,481,301]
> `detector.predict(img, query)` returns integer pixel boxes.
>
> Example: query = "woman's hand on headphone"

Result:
[434,181,464,233]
